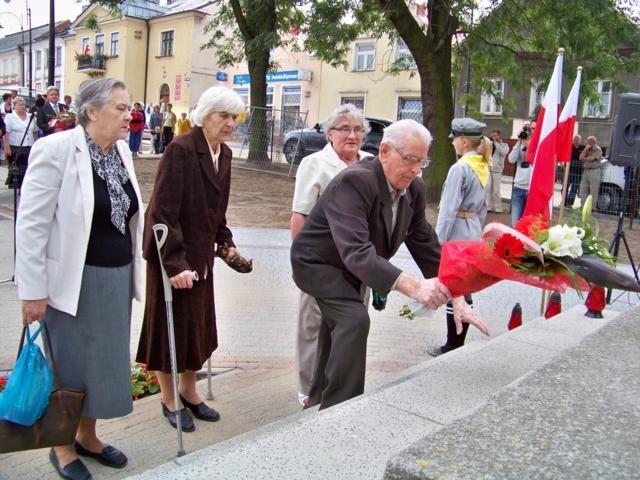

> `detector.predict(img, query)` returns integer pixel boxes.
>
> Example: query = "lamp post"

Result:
[1,0,32,100]
[47,0,53,86]
[0,11,24,86]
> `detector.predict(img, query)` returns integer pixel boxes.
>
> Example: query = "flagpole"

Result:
[559,158,570,223]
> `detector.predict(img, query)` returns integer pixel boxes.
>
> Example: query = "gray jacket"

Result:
[508,140,532,191]
[490,140,510,173]
[436,156,488,243]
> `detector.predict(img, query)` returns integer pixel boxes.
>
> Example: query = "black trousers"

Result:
[308,297,370,409]
[442,295,473,352]
[162,127,174,150]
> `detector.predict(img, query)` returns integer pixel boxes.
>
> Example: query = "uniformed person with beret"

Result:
[427,118,492,357]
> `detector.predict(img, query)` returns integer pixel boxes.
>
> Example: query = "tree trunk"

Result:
[247,49,271,162]
[419,43,455,203]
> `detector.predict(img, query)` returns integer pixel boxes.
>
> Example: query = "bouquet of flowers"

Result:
[400,196,640,319]
[48,111,76,133]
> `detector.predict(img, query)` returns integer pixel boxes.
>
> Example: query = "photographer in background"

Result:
[487,129,510,213]
[578,135,602,207]
[565,135,585,208]
[507,121,536,225]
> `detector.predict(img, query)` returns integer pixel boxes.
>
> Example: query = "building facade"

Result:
[316,34,422,123]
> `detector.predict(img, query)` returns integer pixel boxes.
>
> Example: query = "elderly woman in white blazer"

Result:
[16,78,144,480]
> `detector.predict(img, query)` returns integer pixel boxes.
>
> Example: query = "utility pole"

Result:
[47,0,54,86]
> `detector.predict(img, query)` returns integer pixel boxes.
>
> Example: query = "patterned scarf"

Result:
[85,132,130,235]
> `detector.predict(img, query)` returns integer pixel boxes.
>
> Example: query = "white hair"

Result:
[191,86,246,126]
[75,78,127,127]
[382,119,432,147]
[322,103,370,141]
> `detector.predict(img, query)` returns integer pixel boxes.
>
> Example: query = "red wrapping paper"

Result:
[438,241,590,297]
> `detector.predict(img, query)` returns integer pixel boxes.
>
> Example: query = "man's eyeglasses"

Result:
[330,127,365,136]
[390,144,431,169]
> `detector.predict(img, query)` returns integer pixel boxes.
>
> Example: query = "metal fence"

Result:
[229,106,309,177]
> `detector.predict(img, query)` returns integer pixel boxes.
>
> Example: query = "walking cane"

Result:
[152,224,186,457]
[206,358,214,400]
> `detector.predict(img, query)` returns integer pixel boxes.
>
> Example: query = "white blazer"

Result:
[15,125,144,316]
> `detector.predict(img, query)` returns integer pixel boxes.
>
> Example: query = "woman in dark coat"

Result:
[136,86,249,431]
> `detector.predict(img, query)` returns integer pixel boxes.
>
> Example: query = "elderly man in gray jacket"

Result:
[290,119,489,410]
[487,129,510,212]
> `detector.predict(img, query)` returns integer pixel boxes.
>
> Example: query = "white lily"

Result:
[541,225,585,258]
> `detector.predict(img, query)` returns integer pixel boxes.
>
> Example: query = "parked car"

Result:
[597,159,626,213]
[282,117,392,164]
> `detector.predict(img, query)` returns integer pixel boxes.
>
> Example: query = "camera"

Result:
[518,125,532,140]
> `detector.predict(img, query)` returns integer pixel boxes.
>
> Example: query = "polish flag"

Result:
[556,67,582,163]
[523,49,564,220]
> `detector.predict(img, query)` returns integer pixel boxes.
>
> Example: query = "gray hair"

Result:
[322,103,370,141]
[12,96,26,107]
[46,85,59,95]
[190,86,245,127]
[75,78,127,127]
[382,119,432,147]
[587,135,597,143]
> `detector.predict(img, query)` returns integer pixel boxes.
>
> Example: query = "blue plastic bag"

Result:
[0,323,53,426]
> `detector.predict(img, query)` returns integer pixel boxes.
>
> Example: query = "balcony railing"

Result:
[77,57,107,74]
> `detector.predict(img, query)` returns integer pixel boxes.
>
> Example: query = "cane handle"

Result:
[152,224,169,250]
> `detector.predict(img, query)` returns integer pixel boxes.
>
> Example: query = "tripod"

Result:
[606,165,640,304]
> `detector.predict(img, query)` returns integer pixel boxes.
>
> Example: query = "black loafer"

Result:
[162,402,196,432]
[180,394,221,422]
[74,441,128,469]
[49,448,92,480]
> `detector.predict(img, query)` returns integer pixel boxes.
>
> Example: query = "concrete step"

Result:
[125,304,616,480]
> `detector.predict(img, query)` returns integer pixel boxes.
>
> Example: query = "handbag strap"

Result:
[17,113,35,149]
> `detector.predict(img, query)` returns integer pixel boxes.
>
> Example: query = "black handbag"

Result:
[0,323,85,454]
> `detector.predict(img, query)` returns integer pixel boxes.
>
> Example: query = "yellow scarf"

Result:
[459,154,489,188]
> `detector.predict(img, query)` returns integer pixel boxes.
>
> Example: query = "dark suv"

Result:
[283,117,392,164]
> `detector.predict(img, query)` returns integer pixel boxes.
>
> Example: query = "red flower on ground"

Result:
[514,214,549,241]
[493,234,526,264]
[0,375,6,393]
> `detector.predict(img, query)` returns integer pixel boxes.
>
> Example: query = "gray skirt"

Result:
[45,263,133,419]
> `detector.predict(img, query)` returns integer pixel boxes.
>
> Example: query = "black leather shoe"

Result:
[49,448,92,480]
[425,346,447,357]
[74,441,127,469]
[179,394,221,422]
[162,402,196,432]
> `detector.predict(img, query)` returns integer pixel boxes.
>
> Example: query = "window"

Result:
[529,80,544,118]
[233,87,249,106]
[35,50,41,69]
[281,85,301,131]
[266,86,274,108]
[35,82,41,91]
[354,43,375,71]
[81,37,90,54]
[340,96,365,111]
[110,32,119,56]
[397,97,422,121]
[2,59,7,75]
[480,78,504,115]
[395,40,416,69]
[583,80,612,118]
[55,46,62,66]
[160,30,174,57]
[55,80,61,91]
[95,34,105,55]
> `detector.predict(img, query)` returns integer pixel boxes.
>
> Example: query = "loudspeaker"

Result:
[608,93,640,167]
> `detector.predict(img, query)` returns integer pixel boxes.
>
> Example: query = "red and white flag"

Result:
[556,67,582,163]
[523,50,564,220]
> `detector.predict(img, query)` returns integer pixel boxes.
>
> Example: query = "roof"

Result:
[120,0,169,19]
[163,0,215,15]
[0,24,50,54]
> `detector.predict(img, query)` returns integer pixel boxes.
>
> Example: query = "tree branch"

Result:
[229,0,252,40]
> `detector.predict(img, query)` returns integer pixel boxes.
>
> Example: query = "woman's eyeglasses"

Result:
[330,127,365,136]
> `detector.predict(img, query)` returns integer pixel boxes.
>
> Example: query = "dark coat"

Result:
[291,156,441,301]
[136,126,235,372]
[36,102,67,136]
